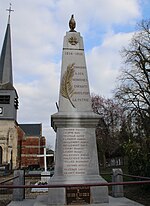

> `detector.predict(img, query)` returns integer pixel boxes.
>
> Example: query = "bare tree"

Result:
[114,19,150,177]
[91,94,125,167]
[115,19,150,138]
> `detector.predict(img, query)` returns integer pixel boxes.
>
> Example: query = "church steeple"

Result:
[0,4,14,85]
[0,4,18,121]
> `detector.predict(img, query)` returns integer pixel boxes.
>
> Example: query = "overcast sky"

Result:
[0,0,149,148]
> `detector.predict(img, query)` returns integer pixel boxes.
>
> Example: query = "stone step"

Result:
[7,195,144,206]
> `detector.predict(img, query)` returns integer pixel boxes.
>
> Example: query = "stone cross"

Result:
[37,148,53,172]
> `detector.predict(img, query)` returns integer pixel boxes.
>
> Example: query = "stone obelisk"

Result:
[48,15,109,205]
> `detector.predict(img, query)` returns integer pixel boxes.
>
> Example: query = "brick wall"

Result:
[20,136,46,168]
[17,126,24,168]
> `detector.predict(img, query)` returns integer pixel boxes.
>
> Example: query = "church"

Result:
[0,8,46,170]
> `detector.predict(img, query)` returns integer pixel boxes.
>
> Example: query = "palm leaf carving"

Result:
[60,63,75,108]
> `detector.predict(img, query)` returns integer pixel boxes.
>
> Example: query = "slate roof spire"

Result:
[0,3,14,85]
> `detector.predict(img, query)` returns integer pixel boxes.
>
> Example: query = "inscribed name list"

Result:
[62,128,90,176]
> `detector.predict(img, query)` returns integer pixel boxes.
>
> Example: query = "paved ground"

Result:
[7,195,144,206]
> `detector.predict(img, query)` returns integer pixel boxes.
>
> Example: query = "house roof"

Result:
[19,123,42,137]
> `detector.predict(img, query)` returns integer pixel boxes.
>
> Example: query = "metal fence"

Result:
[0,168,149,201]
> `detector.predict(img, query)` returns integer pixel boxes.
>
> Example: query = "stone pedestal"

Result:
[112,168,124,197]
[48,112,109,204]
[13,170,25,201]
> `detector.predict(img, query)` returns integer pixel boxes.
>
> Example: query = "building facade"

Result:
[19,124,45,168]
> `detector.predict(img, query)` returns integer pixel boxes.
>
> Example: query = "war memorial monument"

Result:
[7,14,144,206]
[47,15,109,205]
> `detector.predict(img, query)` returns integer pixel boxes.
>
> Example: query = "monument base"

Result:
[48,186,108,205]
[47,175,109,205]
[8,195,144,206]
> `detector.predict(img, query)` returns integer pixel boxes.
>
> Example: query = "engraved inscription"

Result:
[66,186,90,205]
[60,62,90,106]
[62,128,90,176]
[65,51,83,56]
[74,66,86,69]
[72,65,90,104]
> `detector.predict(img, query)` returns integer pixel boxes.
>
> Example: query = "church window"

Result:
[0,95,10,104]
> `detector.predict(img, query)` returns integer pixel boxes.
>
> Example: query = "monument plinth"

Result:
[48,15,109,205]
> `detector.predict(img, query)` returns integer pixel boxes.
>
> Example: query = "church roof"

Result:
[0,20,13,85]
[19,124,42,137]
